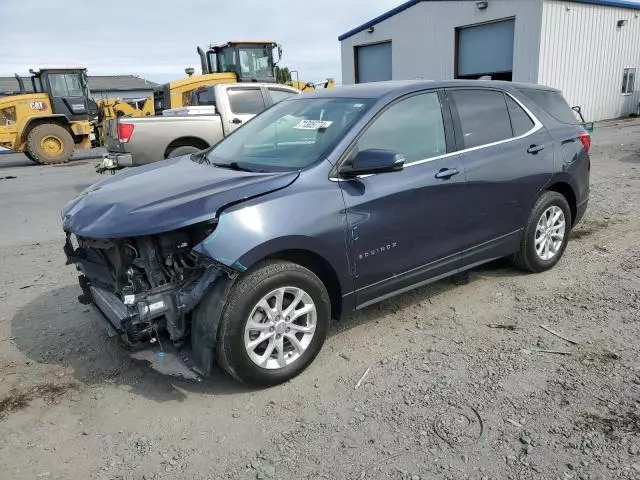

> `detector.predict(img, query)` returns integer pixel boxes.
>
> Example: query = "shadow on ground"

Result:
[332,258,520,335]
[10,285,252,403]
[11,259,522,403]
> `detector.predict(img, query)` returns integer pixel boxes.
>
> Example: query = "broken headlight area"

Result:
[63,221,226,349]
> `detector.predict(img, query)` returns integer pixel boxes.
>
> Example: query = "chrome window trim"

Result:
[330,91,542,182]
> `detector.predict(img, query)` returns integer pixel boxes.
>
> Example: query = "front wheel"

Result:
[212,260,330,386]
[26,123,74,164]
[512,191,572,273]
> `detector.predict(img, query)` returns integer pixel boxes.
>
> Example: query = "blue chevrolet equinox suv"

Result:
[62,80,590,385]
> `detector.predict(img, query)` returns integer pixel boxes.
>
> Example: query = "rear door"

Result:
[338,90,466,307]
[222,86,268,134]
[447,88,554,264]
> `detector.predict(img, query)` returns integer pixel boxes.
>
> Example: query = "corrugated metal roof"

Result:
[338,0,640,41]
[0,75,158,95]
[86,75,158,91]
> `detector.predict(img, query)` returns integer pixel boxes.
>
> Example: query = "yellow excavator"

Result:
[0,68,97,164]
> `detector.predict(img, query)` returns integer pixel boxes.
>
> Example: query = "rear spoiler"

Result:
[572,106,594,133]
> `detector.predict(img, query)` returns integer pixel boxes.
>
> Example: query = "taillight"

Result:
[578,131,591,152]
[118,123,134,143]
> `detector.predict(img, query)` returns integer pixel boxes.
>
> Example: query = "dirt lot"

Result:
[0,124,639,480]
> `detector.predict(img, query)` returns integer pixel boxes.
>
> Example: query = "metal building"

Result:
[339,0,640,121]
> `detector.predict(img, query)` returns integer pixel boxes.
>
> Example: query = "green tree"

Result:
[277,67,292,84]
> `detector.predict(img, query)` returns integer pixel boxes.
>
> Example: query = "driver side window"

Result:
[49,73,83,97]
[357,92,446,165]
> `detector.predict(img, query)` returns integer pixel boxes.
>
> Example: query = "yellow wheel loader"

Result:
[151,41,281,115]
[94,96,153,145]
[196,42,334,96]
[0,69,97,164]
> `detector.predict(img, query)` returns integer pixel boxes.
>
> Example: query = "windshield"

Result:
[203,97,373,172]
[238,47,273,78]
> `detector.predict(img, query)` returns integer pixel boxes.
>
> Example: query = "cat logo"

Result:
[29,101,47,111]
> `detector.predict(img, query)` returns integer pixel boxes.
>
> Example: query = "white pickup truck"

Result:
[98,83,300,172]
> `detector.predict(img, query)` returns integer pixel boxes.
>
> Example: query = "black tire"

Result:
[512,191,572,273]
[212,260,330,386]
[27,123,74,164]
[23,152,38,163]
[166,145,201,158]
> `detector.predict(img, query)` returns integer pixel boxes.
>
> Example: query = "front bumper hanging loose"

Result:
[64,232,225,381]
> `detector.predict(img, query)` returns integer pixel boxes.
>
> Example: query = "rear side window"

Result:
[228,88,265,115]
[451,89,512,149]
[519,89,577,124]
[506,95,535,136]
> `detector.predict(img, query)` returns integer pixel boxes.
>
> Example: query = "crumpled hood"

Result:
[62,156,299,238]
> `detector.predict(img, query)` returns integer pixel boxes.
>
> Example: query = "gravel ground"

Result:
[0,123,638,480]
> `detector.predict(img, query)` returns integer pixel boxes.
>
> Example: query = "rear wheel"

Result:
[166,145,201,158]
[512,191,572,273]
[213,260,331,386]
[27,123,74,164]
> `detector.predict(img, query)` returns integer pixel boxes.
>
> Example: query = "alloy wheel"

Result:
[244,287,317,370]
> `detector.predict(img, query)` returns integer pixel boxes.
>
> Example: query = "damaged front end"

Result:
[63,222,235,379]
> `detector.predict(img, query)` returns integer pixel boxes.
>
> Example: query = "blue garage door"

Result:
[457,19,515,79]
[356,42,392,83]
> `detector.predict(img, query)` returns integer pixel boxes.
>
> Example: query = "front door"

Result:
[446,88,554,264]
[338,91,467,308]
[224,86,267,134]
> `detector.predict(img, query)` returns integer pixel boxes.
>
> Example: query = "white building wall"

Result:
[539,0,640,121]
[340,0,544,85]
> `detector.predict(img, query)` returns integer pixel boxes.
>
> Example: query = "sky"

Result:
[0,0,402,84]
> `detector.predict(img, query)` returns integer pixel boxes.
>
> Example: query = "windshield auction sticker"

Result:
[294,120,333,130]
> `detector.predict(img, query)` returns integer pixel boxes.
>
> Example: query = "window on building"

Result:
[451,89,512,149]
[228,88,265,114]
[622,68,636,95]
[357,92,446,164]
[505,95,534,136]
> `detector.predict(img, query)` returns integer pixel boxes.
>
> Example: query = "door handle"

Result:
[527,144,545,154]
[231,118,243,125]
[435,167,459,180]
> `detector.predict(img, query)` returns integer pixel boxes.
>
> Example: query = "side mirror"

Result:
[339,149,405,177]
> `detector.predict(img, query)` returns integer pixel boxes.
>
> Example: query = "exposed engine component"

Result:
[66,222,218,347]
